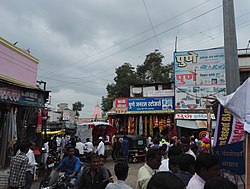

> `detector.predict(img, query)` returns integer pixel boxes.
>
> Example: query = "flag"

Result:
[218,77,250,133]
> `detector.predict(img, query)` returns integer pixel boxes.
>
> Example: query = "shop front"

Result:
[0,80,49,168]
[175,113,216,138]
[108,96,176,137]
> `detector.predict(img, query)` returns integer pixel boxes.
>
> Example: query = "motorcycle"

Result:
[40,171,77,189]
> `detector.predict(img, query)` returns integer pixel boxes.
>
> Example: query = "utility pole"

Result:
[223,1,247,188]
[223,0,240,94]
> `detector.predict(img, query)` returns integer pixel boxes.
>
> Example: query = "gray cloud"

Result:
[0,0,249,117]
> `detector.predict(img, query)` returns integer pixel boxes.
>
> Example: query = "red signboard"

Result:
[115,98,128,109]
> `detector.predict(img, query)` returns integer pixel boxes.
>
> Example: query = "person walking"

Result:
[136,147,162,189]
[121,135,129,163]
[24,142,37,189]
[105,162,132,189]
[96,137,105,156]
[75,138,85,161]
[8,142,29,189]
[187,153,220,189]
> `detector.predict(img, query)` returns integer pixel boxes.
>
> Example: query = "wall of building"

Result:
[0,37,39,87]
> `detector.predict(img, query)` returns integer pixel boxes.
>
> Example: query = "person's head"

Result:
[99,154,106,166]
[169,156,179,173]
[204,177,238,189]
[153,137,160,145]
[114,162,129,181]
[66,145,75,157]
[98,136,103,141]
[147,172,186,189]
[146,147,162,169]
[19,141,30,154]
[168,145,183,158]
[159,144,167,156]
[195,153,220,181]
[90,154,100,170]
[178,154,195,175]
[86,138,90,142]
[180,137,191,153]
[190,143,198,155]
[123,135,127,140]
[29,141,36,150]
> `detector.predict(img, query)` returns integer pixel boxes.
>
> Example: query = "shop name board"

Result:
[145,90,174,97]
[115,98,128,109]
[0,86,44,106]
[128,97,174,112]
[175,113,215,120]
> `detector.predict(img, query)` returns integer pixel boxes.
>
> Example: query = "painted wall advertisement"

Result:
[127,97,174,112]
[174,47,226,110]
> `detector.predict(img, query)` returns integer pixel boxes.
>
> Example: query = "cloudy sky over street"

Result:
[1,0,249,117]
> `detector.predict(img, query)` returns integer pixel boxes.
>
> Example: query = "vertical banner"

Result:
[127,117,131,134]
[149,116,153,136]
[213,103,245,175]
[139,116,143,136]
[214,141,244,175]
[213,103,244,146]
[37,109,42,133]
[145,116,148,136]
[174,48,226,110]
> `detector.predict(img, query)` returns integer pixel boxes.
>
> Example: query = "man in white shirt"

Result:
[85,138,94,154]
[187,153,220,189]
[180,137,196,160]
[136,147,162,189]
[25,142,37,189]
[96,137,105,156]
[75,138,85,160]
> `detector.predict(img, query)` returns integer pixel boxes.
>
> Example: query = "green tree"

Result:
[101,50,174,113]
[101,63,137,112]
[137,49,169,83]
[72,101,84,117]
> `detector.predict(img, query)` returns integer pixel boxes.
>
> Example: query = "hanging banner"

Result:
[214,141,245,175]
[174,47,226,110]
[213,103,244,147]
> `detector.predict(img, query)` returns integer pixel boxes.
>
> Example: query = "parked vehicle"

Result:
[113,134,147,163]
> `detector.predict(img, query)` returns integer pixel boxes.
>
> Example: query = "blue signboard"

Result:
[128,97,174,112]
[214,141,245,175]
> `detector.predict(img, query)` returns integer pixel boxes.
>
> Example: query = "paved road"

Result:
[32,157,144,189]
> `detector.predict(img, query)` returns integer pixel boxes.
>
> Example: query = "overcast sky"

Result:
[1,0,249,117]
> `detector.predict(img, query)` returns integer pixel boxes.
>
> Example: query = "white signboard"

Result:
[174,47,226,110]
[175,113,215,120]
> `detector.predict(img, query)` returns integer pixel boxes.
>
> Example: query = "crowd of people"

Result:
[136,135,238,189]
[7,133,238,189]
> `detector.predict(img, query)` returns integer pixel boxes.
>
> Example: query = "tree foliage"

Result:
[72,101,84,117]
[101,50,174,112]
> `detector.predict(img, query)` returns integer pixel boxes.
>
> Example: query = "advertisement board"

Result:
[127,97,174,112]
[174,47,226,110]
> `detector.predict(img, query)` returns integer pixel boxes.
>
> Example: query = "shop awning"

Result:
[177,120,216,129]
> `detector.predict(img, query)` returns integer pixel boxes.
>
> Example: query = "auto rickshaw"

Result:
[113,134,147,163]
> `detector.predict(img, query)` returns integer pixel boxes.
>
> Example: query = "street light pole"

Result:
[223,0,240,94]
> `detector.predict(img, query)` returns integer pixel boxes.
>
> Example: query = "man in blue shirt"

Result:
[55,145,81,186]
[121,135,129,163]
